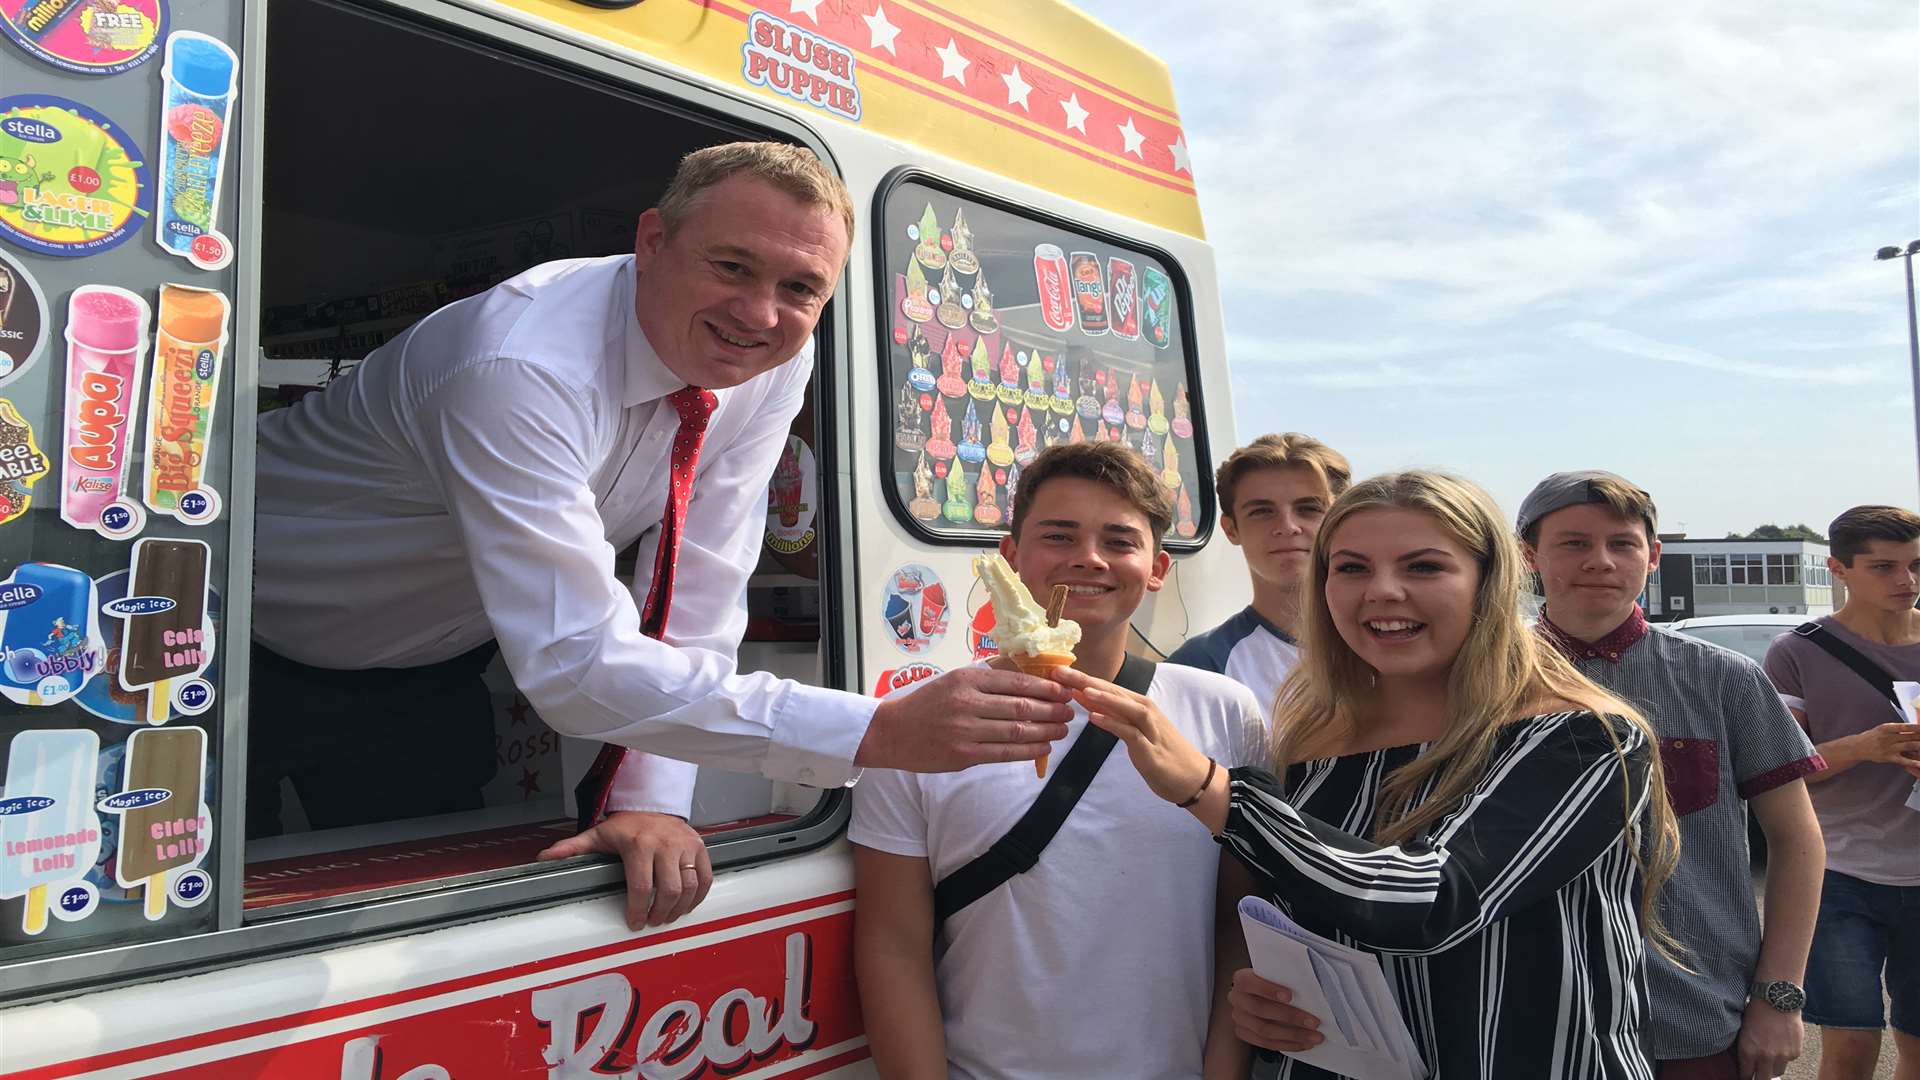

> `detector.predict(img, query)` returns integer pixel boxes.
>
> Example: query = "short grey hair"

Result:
[656,141,854,243]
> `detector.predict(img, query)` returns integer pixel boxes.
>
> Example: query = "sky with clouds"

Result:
[1090,0,1919,538]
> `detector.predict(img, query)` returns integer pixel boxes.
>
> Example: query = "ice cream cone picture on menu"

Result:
[901,259,934,323]
[969,274,998,334]
[973,465,1002,527]
[986,404,1014,467]
[965,338,993,401]
[996,345,1023,407]
[935,267,967,330]
[913,204,946,271]
[936,333,967,399]
[973,554,1081,776]
[948,208,978,276]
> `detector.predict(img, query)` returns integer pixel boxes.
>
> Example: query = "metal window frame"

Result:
[867,166,1216,552]
[1,0,862,1005]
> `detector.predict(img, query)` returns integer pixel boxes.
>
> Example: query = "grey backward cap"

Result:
[1515,470,1657,539]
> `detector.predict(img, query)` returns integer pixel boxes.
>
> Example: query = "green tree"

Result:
[1725,523,1826,542]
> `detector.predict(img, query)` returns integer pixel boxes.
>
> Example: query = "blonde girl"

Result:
[1054,470,1680,1080]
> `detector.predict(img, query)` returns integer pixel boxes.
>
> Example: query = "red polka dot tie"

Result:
[576,385,718,831]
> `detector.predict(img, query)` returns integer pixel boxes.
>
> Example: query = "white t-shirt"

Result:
[1167,606,1301,720]
[849,662,1269,1080]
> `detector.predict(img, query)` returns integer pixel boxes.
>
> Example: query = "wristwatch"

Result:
[1752,980,1806,1013]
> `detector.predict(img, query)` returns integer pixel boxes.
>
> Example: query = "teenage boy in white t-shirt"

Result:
[852,443,1269,1080]
[1168,433,1350,712]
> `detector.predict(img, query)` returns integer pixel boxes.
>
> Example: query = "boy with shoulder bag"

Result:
[851,443,1268,1080]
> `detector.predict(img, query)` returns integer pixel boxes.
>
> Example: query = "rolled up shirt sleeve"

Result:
[413,357,874,788]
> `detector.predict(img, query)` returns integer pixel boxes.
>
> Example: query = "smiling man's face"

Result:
[631,173,849,389]
[1000,476,1169,646]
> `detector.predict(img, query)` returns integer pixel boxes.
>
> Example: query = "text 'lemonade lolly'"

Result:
[118,537,213,724]
[0,729,102,934]
[61,285,151,537]
[142,284,228,524]
[0,562,105,706]
[154,32,239,270]
[114,726,208,920]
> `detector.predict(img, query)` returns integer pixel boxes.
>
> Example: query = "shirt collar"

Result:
[1245,606,1300,645]
[1537,604,1649,663]
[619,258,690,408]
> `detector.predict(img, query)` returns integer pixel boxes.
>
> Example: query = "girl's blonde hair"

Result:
[1270,470,1682,955]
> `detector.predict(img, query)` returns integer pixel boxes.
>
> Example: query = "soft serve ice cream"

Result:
[972,553,1080,659]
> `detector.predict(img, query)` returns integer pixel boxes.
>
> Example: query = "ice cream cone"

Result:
[1010,650,1075,776]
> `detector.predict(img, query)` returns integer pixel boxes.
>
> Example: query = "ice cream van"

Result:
[0,0,1243,1074]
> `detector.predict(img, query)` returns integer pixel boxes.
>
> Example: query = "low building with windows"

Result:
[1646,538,1840,620]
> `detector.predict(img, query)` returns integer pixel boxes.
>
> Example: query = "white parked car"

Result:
[1662,613,1807,666]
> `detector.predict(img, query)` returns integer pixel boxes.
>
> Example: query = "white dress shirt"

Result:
[253,255,875,812]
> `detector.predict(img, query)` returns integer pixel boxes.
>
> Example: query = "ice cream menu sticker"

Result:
[0,397,51,524]
[61,283,151,538]
[0,95,148,258]
[0,249,49,388]
[142,283,227,524]
[0,562,106,705]
[152,32,237,271]
[117,536,213,724]
[764,434,816,555]
[0,0,164,75]
[1,729,104,934]
[109,725,209,920]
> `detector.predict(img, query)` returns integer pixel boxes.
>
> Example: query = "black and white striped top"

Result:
[1224,711,1656,1080]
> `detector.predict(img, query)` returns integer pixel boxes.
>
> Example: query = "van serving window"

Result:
[239,0,842,918]
[875,174,1212,549]
[0,0,851,996]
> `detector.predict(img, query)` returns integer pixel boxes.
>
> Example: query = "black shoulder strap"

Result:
[931,654,1157,936]
[1793,621,1899,709]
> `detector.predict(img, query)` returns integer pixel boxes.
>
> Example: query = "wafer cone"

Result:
[1011,650,1075,776]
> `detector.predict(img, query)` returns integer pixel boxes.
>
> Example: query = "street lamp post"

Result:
[1878,239,1920,499]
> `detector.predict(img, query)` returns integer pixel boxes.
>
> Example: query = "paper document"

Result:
[1239,896,1427,1080]
[1895,683,1920,814]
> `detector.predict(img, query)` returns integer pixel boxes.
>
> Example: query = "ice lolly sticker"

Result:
[0,0,165,76]
[153,32,236,270]
[1,729,103,934]
[111,725,207,920]
[118,537,212,724]
[0,398,51,524]
[62,284,150,537]
[0,249,50,389]
[0,562,105,705]
[142,283,226,523]
[0,95,148,257]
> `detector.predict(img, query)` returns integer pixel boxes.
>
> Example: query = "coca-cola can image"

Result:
[1069,250,1109,336]
[1107,257,1139,340]
[1033,244,1076,332]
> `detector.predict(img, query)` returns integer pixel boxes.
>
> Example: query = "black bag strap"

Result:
[1793,621,1899,710]
[931,654,1157,935]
